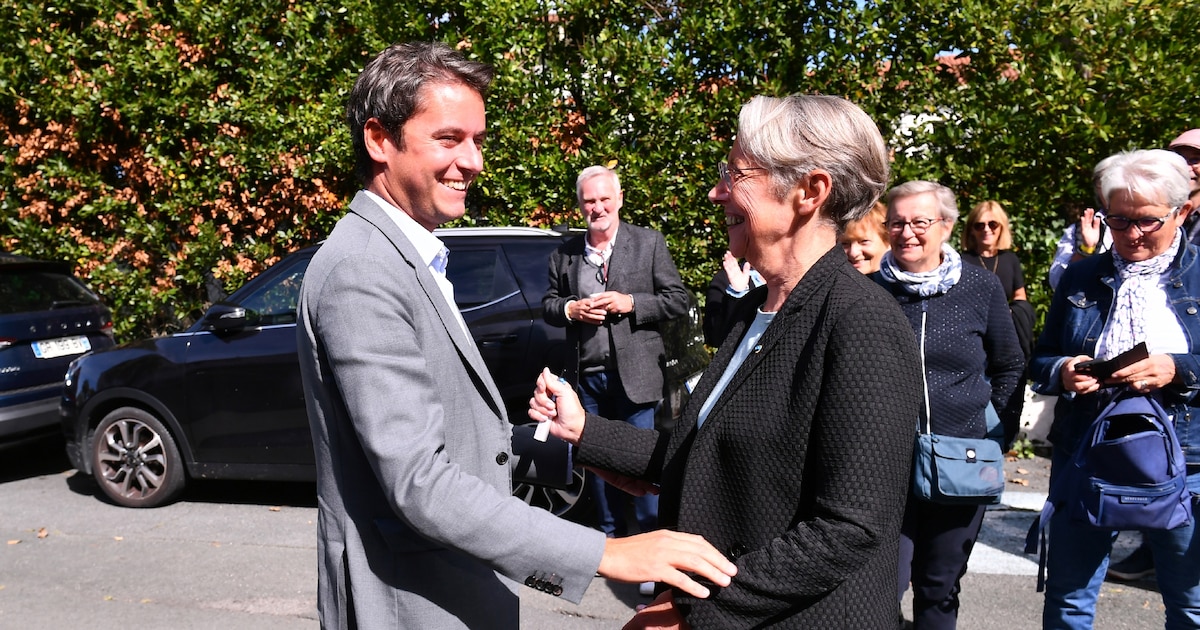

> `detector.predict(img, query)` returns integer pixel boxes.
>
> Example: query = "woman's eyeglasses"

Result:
[717,162,767,188]
[886,217,943,235]
[972,221,1001,232]
[1102,207,1179,233]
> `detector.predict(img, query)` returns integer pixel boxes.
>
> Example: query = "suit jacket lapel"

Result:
[607,221,633,292]
[347,192,507,418]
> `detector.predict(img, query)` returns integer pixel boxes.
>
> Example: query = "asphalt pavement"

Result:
[0,435,1165,629]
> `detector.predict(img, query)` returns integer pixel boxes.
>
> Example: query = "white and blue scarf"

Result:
[1098,230,1182,359]
[879,244,963,297]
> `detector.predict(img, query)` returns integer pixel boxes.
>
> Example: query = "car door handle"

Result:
[478,334,519,347]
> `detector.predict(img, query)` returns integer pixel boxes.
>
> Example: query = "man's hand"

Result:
[589,290,635,315]
[568,297,609,325]
[598,530,737,600]
[622,591,689,630]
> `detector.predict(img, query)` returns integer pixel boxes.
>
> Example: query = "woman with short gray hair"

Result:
[530,94,923,628]
[875,180,1025,629]
[1032,149,1200,628]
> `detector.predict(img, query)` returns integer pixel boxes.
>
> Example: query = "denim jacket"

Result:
[1031,236,1200,465]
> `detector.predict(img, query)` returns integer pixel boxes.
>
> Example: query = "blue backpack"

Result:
[1024,389,1191,591]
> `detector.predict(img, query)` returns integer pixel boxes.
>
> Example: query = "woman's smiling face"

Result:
[841,221,888,274]
[887,192,949,273]
[708,140,792,267]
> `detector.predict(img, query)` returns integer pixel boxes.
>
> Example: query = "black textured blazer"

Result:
[578,247,923,628]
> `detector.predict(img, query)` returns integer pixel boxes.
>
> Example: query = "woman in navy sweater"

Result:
[874,180,1025,629]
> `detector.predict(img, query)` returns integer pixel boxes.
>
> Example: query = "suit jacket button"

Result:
[496,452,509,465]
[728,543,748,559]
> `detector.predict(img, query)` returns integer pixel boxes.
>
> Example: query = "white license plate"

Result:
[32,335,91,359]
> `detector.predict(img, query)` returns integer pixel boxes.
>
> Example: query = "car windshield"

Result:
[0,269,99,315]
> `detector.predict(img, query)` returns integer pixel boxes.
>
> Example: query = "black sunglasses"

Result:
[972,221,1001,232]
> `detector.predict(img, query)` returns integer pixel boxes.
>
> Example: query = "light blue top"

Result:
[697,309,776,427]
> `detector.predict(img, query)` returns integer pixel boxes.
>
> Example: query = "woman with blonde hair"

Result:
[960,200,1027,302]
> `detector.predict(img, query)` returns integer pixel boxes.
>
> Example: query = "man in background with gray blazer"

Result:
[543,167,690,543]
[297,42,735,630]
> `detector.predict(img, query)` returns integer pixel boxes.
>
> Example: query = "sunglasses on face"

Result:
[972,221,1001,232]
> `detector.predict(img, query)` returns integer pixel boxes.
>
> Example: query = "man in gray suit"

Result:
[543,166,690,541]
[296,42,735,630]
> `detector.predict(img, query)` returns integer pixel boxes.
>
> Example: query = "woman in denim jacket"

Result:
[1031,149,1200,629]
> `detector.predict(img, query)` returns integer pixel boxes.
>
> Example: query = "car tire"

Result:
[91,407,185,508]
[511,466,590,521]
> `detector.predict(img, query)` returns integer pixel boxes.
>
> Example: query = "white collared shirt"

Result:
[584,226,618,268]
[362,190,471,338]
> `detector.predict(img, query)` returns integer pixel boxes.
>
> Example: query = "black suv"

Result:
[61,227,709,515]
[1,255,114,444]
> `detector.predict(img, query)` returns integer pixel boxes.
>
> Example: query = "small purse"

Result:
[910,308,1006,505]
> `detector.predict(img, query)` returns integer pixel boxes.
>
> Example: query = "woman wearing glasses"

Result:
[531,94,923,628]
[1031,149,1200,629]
[960,201,1027,302]
[874,180,1025,629]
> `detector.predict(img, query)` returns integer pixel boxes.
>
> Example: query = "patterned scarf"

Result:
[879,244,963,296]
[1098,230,1182,359]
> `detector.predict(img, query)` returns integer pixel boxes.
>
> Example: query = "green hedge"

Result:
[2,0,1197,339]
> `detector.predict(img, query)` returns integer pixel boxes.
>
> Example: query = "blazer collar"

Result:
[682,246,846,434]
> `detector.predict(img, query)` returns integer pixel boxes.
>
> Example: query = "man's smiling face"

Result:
[369,81,487,231]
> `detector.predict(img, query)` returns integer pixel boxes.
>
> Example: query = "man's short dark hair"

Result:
[346,42,493,185]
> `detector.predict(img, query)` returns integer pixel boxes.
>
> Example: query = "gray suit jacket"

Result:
[298,192,605,630]
[542,222,689,404]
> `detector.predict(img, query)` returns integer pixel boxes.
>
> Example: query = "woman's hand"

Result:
[528,368,586,444]
[1078,208,1102,254]
[721,250,753,293]
[622,591,689,630]
[1061,355,1102,394]
[590,467,660,497]
[1110,354,1178,393]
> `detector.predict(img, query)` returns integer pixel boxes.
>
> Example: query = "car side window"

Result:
[445,247,519,309]
[236,259,308,326]
[502,241,558,298]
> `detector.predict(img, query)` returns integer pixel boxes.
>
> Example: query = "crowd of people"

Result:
[296,39,1200,629]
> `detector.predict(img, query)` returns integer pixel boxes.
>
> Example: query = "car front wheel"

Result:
[511,467,589,521]
[91,407,185,508]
